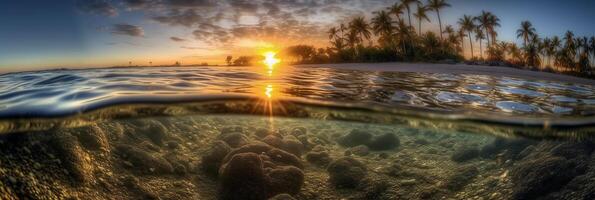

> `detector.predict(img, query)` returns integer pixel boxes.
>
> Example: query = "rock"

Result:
[201,141,232,176]
[479,138,535,160]
[142,120,169,146]
[255,128,272,138]
[281,138,304,157]
[219,132,249,148]
[327,157,367,188]
[445,165,479,191]
[367,133,400,151]
[50,131,92,183]
[116,144,174,174]
[511,155,587,199]
[266,148,304,169]
[305,151,331,167]
[451,147,479,163]
[218,143,305,199]
[262,135,284,149]
[166,141,179,149]
[349,145,369,156]
[219,153,268,200]
[267,166,304,196]
[268,194,296,200]
[290,127,307,137]
[337,129,372,148]
[221,126,244,135]
[74,125,109,152]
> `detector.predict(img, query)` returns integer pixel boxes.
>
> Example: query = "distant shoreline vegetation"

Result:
[228,0,595,79]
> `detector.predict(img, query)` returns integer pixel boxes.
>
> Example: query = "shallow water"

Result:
[1,65,595,199]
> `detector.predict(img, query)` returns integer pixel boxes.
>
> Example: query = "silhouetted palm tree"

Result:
[524,34,541,68]
[508,43,523,64]
[349,17,372,46]
[328,27,339,40]
[427,0,451,40]
[475,11,491,47]
[339,23,347,38]
[389,3,404,21]
[458,15,475,58]
[542,37,553,66]
[475,27,486,59]
[414,4,431,35]
[517,21,536,47]
[400,0,421,28]
[487,13,501,45]
[372,11,395,45]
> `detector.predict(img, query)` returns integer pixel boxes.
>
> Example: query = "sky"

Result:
[0,0,594,72]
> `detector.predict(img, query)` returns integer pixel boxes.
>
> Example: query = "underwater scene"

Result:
[1,66,595,200]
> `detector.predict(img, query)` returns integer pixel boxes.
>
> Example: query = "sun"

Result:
[263,51,280,69]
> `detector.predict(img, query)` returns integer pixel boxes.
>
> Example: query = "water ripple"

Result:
[0,66,594,117]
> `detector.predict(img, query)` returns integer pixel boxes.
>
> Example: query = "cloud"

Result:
[76,0,118,16]
[166,0,218,7]
[87,0,394,49]
[152,9,203,27]
[180,46,210,50]
[110,24,145,37]
[170,36,186,42]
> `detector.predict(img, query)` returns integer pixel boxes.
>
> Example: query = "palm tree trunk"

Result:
[468,32,474,58]
[485,27,490,48]
[437,11,443,40]
[479,38,483,59]
[418,21,422,36]
[407,8,412,29]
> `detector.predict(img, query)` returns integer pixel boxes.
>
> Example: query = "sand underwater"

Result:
[1,110,595,200]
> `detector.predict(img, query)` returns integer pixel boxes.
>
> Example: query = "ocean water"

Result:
[0,66,595,199]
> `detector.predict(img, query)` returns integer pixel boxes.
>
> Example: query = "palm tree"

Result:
[475,27,486,59]
[550,36,561,70]
[371,11,394,45]
[427,0,451,40]
[524,34,541,68]
[563,31,576,67]
[508,43,522,64]
[413,4,431,35]
[339,23,347,38]
[328,27,339,40]
[458,15,475,58]
[346,30,360,49]
[389,3,405,21]
[516,21,536,47]
[349,17,372,46]
[487,13,501,45]
[475,11,491,47]
[400,0,421,28]
[542,37,553,67]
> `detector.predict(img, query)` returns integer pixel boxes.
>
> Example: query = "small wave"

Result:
[33,74,87,86]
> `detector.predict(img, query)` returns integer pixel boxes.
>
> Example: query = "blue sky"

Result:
[0,0,593,72]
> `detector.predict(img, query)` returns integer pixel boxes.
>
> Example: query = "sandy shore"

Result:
[299,62,595,86]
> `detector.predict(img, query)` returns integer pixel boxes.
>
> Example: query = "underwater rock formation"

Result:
[337,129,372,147]
[201,140,232,176]
[326,157,367,188]
[367,133,400,151]
[217,142,305,200]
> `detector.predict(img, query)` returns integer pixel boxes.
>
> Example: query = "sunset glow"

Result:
[263,52,280,69]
